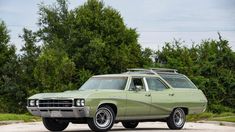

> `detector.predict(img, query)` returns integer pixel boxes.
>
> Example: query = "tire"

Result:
[122,121,139,129]
[42,118,69,131]
[87,105,115,132]
[167,108,186,130]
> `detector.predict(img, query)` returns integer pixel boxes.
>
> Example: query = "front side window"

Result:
[159,74,196,89]
[129,78,146,91]
[146,77,166,91]
[79,77,127,91]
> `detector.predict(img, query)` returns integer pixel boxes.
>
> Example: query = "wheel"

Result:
[122,121,139,129]
[167,108,186,130]
[87,105,115,132]
[42,118,69,131]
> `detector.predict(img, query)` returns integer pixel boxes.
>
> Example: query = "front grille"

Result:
[39,99,73,107]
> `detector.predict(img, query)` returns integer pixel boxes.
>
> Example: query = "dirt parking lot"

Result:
[0,121,235,132]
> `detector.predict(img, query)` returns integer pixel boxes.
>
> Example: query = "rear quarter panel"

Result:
[172,88,207,114]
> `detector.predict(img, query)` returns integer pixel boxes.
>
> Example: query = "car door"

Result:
[145,77,174,116]
[125,77,151,118]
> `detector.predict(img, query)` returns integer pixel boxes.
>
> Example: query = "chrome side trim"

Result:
[116,115,169,120]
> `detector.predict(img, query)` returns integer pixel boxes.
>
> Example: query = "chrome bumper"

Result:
[27,106,90,118]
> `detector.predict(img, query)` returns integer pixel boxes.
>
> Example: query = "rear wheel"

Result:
[122,121,139,129]
[167,108,186,129]
[42,118,69,131]
[87,105,115,132]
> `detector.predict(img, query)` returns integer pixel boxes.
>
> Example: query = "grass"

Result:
[187,112,235,123]
[212,116,235,122]
[0,113,40,122]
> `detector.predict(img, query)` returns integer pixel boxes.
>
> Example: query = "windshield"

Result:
[159,74,196,89]
[79,77,127,91]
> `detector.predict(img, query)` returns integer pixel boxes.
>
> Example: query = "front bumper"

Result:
[27,106,90,118]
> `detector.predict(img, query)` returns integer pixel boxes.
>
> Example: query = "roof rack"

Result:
[126,68,178,75]
[150,68,178,73]
[126,68,157,75]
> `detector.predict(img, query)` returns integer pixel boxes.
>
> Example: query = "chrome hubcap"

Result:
[95,109,112,128]
[173,109,184,127]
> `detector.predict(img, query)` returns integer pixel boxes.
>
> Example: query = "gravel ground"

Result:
[0,121,235,132]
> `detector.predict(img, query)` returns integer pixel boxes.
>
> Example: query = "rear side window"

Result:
[159,74,196,89]
[146,78,166,91]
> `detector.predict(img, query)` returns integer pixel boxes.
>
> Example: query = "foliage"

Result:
[155,36,235,113]
[142,48,155,67]
[34,48,76,92]
[37,0,144,77]
[19,28,41,98]
[0,21,24,113]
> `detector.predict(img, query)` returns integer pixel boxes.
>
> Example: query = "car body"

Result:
[27,68,207,131]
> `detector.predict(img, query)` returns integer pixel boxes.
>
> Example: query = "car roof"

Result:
[93,68,181,78]
[93,74,161,78]
[93,73,182,78]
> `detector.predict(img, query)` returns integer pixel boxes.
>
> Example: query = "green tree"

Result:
[37,0,145,79]
[34,48,76,92]
[141,48,155,67]
[19,28,41,95]
[0,21,24,113]
[156,36,235,113]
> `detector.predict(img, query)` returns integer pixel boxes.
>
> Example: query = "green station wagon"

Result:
[27,68,207,131]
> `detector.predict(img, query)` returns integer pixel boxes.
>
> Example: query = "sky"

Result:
[0,0,235,52]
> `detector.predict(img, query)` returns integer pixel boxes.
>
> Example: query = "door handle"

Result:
[169,93,174,96]
[145,94,151,97]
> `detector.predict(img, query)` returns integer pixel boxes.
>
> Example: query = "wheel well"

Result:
[173,107,188,115]
[181,107,188,115]
[98,103,117,116]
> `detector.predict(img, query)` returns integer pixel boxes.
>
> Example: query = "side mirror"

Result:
[135,85,143,92]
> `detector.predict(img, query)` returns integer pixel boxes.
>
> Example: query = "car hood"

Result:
[28,90,92,99]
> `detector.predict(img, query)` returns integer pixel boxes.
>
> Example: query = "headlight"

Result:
[80,99,85,106]
[35,100,39,106]
[75,99,85,107]
[28,99,38,107]
[29,100,35,106]
[76,100,81,106]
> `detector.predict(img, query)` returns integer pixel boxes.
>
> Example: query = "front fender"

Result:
[85,92,126,118]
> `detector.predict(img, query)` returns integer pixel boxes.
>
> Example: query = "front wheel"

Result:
[42,118,69,131]
[122,121,139,129]
[87,105,115,132]
[167,108,186,130]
